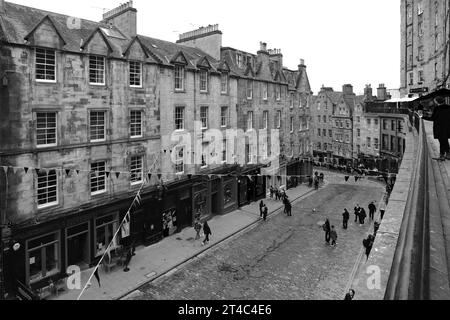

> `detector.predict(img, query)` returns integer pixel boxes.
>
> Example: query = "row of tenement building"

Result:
[0,0,315,295]
[0,0,407,297]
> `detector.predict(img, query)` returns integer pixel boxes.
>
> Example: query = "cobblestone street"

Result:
[132,177,385,300]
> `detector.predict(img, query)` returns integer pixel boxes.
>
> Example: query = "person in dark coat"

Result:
[359,208,367,225]
[259,200,265,218]
[422,96,450,160]
[342,209,350,229]
[344,289,355,300]
[285,200,292,217]
[363,234,375,260]
[323,218,331,244]
[262,204,268,221]
[202,221,212,245]
[354,205,360,223]
[368,202,377,220]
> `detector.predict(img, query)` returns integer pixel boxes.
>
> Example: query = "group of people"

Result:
[308,172,324,190]
[322,219,338,247]
[194,219,212,246]
[269,186,287,201]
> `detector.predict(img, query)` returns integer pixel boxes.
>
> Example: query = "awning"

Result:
[384,97,418,103]
[414,88,450,102]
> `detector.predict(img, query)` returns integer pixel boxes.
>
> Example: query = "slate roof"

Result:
[0,1,226,72]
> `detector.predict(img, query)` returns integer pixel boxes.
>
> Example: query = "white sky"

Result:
[11,0,401,95]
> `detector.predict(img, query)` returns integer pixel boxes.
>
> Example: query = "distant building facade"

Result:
[400,0,450,97]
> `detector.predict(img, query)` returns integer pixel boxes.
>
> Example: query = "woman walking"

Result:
[323,218,331,245]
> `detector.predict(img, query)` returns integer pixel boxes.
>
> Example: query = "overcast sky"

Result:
[11,0,401,95]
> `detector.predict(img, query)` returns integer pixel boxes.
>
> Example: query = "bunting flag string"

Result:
[0,162,398,181]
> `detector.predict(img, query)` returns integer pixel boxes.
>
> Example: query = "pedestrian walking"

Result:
[259,200,265,218]
[363,234,375,260]
[422,95,450,161]
[368,201,377,220]
[314,176,319,190]
[379,202,386,220]
[269,186,274,199]
[194,219,202,240]
[330,226,338,246]
[262,204,268,221]
[308,176,313,187]
[344,289,355,300]
[342,208,350,229]
[359,208,367,225]
[285,200,292,217]
[319,172,324,183]
[323,218,331,244]
[202,221,212,246]
[275,188,280,201]
[354,205,360,223]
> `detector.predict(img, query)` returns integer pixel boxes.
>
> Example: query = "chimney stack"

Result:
[364,84,373,98]
[259,42,268,52]
[177,24,222,60]
[101,1,137,38]
[343,84,354,96]
[377,83,387,101]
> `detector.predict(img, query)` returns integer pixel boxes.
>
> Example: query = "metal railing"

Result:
[384,110,430,300]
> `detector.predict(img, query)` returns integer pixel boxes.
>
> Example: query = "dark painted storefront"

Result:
[237,167,266,207]
[286,160,312,190]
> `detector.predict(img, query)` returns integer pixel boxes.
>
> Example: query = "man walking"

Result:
[368,202,377,221]
[259,200,265,218]
[202,221,212,246]
[379,201,386,220]
[354,205,360,223]
[262,204,268,221]
[359,207,367,225]
[285,200,292,217]
[342,208,350,230]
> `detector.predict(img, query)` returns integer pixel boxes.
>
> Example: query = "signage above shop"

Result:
[410,87,429,94]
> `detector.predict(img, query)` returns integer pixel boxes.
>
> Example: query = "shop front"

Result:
[237,167,266,207]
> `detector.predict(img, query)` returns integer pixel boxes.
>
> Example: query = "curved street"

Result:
[132,174,385,300]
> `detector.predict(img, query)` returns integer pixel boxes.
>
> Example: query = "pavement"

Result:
[128,172,385,300]
[52,182,317,300]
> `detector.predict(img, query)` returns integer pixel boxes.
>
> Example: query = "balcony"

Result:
[352,111,450,300]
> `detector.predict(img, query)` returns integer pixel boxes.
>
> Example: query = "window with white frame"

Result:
[90,161,106,195]
[130,156,143,185]
[221,106,229,127]
[35,48,56,82]
[130,110,143,138]
[221,73,228,94]
[36,112,57,147]
[262,111,268,129]
[200,70,208,92]
[374,138,379,149]
[89,55,105,85]
[129,61,142,87]
[95,214,119,257]
[175,106,185,130]
[263,83,268,100]
[200,106,209,129]
[175,147,184,174]
[276,86,281,101]
[174,65,185,91]
[236,53,243,68]
[247,80,253,99]
[90,111,106,142]
[290,117,294,133]
[276,110,282,129]
[37,170,58,208]
[247,111,253,130]
[290,93,294,108]
[367,137,372,148]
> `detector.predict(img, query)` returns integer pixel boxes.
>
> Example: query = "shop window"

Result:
[95,213,119,258]
[27,232,60,284]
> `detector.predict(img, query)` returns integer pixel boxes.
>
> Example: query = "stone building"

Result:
[0,1,241,295]
[179,32,313,199]
[311,86,340,163]
[400,0,450,97]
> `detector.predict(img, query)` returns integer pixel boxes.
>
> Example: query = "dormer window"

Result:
[174,65,185,91]
[35,48,56,82]
[236,53,243,68]
[89,55,105,85]
[200,69,208,92]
